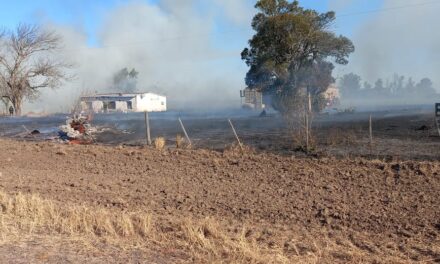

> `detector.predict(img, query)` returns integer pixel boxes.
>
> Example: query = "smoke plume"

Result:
[344,0,440,91]
[24,0,254,113]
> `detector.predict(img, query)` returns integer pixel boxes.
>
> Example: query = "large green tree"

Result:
[241,0,354,113]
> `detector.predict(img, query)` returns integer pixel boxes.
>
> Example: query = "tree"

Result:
[241,0,354,113]
[404,77,415,96]
[363,81,372,90]
[112,67,138,93]
[339,73,361,98]
[416,78,436,97]
[0,24,70,115]
[373,78,384,94]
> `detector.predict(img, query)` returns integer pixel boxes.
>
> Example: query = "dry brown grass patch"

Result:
[176,134,184,148]
[0,191,152,240]
[325,128,358,146]
[0,191,421,263]
[0,191,291,263]
[154,137,166,150]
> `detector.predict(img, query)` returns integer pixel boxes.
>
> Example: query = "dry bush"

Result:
[176,134,184,148]
[325,128,358,146]
[224,142,255,155]
[154,137,166,150]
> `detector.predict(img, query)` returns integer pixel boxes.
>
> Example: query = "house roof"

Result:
[81,92,165,102]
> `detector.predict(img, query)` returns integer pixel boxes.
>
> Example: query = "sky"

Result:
[0,0,438,112]
[0,0,380,46]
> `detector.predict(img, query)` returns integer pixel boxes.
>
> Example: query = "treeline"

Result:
[339,73,438,102]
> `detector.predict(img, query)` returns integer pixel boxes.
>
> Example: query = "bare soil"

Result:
[0,138,439,263]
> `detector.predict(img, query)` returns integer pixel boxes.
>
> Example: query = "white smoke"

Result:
[339,0,440,90]
[24,0,254,113]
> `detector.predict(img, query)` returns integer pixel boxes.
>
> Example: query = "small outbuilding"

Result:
[240,88,265,110]
[80,92,166,113]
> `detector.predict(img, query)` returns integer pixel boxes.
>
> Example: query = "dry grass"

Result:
[0,191,425,263]
[0,191,152,239]
[324,128,359,146]
[176,134,184,148]
[0,191,291,263]
[154,137,166,150]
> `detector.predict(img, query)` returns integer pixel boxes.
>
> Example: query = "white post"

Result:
[228,119,243,151]
[178,118,192,147]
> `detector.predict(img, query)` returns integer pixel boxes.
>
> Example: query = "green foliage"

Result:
[339,73,361,98]
[242,0,354,113]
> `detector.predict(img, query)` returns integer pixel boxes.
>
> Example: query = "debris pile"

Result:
[59,114,95,144]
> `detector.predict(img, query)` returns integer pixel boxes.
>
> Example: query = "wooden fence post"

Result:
[144,111,151,145]
[369,114,373,155]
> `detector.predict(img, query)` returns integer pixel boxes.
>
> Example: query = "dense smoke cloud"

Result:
[24,0,254,113]
[343,0,440,92]
[24,0,440,113]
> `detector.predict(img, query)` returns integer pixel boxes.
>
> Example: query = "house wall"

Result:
[91,101,104,112]
[115,101,128,112]
[80,93,166,113]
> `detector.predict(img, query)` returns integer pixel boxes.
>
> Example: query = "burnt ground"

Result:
[1,107,439,160]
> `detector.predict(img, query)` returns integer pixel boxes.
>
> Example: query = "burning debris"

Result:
[59,114,95,144]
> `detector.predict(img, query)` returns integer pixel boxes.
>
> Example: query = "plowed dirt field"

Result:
[0,138,439,263]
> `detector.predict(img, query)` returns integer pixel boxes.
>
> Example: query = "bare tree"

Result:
[0,24,70,115]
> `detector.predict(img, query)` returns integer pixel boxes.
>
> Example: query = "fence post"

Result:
[435,117,440,137]
[305,109,309,153]
[435,104,440,137]
[228,119,243,151]
[369,114,373,155]
[144,111,151,145]
[178,118,192,147]
[305,92,312,153]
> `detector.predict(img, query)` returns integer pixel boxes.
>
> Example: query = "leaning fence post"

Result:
[228,119,243,151]
[369,114,373,155]
[305,109,309,153]
[435,103,440,137]
[144,111,151,145]
[178,118,192,147]
[435,117,440,137]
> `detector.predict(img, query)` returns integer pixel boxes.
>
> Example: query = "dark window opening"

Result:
[127,101,133,110]
[108,101,116,110]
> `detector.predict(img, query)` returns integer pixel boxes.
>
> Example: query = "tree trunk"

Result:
[12,96,23,116]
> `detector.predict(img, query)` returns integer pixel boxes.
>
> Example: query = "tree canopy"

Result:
[338,72,439,104]
[0,24,70,115]
[241,0,354,112]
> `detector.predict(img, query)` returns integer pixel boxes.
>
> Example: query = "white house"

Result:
[80,92,167,113]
